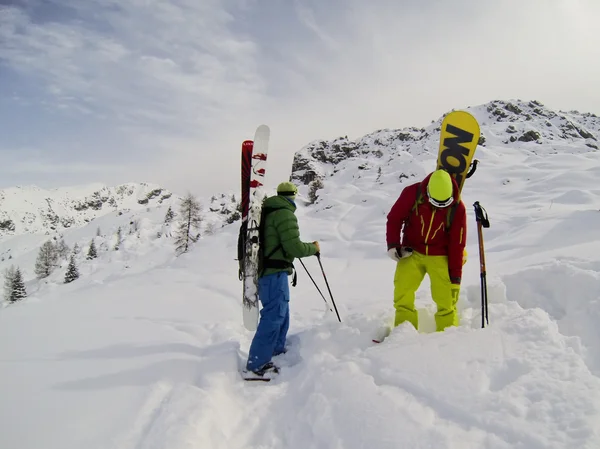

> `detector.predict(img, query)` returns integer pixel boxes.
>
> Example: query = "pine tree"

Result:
[96,227,102,237]
[34,241,59,278]
[308,178,324,204]
[204,222,216,236]
[10,268,27,302]
[226,211,241,224]
[164,206,175,224]
[3,265,16,302]
[114,227,123,250]
[64,255,80,284]
[56,237,70,260]
[73,243,81,255]
[174,193,203,255]
[86,239,98,260]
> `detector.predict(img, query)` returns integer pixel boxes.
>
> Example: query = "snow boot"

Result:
[241,361,280,382]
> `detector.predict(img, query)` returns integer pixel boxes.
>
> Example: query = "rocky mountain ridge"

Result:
[0,182,177,237]
[290,99,599,190]
[2,99,598,238]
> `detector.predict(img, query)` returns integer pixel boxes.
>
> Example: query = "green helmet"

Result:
[427,170,454,208]
[277,181,298,200]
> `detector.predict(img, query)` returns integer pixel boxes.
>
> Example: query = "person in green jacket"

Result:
[246,181,319,376]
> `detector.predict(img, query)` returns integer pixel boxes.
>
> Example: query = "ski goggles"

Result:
[428,195,454,208]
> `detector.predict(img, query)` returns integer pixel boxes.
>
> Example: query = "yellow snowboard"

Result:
[436,111,480,194]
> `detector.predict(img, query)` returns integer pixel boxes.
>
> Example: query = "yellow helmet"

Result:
[277,181,298,200]
[427,170,454,208]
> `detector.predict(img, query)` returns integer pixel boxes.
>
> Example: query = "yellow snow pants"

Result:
[393,251,459,331]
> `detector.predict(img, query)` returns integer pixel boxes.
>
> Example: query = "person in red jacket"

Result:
[386,169,467,331]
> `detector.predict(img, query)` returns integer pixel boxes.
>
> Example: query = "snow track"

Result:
[101,304,600,449]
[3,102,600,447]
[2,216,600,448]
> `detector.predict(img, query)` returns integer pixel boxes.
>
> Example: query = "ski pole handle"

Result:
[473,201,490,228]
[466,160,479,179]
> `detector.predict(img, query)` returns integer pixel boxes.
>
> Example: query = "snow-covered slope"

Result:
[1,99,600,449]
[0,183,241,285]
[0,182,241,237]
[0,183,175,236]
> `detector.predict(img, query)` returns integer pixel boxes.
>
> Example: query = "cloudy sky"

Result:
[1,0,599,196]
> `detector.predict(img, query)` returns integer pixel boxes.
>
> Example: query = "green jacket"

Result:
[261,195,318,277]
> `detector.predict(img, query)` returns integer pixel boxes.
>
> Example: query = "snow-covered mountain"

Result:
[0,182,243,238]
[0,180,241,293]
[291,99,599,191]
[0,182,175,236]
[2,99,600,449]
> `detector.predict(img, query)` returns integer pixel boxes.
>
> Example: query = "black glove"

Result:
[387,246,413,262]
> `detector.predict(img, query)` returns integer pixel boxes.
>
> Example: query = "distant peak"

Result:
[291,99,599,187]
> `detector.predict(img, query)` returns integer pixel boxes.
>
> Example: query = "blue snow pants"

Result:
[246,271,290,371]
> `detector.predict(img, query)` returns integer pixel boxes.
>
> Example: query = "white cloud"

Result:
[1,0,599,195]
[0,0,265,130]
[292,1,339,52]
[3,159,120,176]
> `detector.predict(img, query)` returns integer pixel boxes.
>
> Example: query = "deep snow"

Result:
[1,101,600,448]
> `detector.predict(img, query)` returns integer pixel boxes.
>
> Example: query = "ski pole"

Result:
[298,258,333,313]
[473,201,490,328]
[316,253,342,323]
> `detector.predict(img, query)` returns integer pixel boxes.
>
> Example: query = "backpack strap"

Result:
[446,202,458,229]
[412,183,424,214]
[411,182,457,232]
[237,220,247,280]
[263,245,291,269]
[262,244,296,286]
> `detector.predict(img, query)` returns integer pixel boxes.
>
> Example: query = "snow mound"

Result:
[2,99,600,448]
[504,259,600,375]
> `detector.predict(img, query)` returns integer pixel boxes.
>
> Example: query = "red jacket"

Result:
[386,173,467,280]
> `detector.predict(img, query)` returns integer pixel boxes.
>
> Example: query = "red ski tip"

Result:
[250,180,264,188]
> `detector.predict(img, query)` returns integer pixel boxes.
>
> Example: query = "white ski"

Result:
[242,124,270,331]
